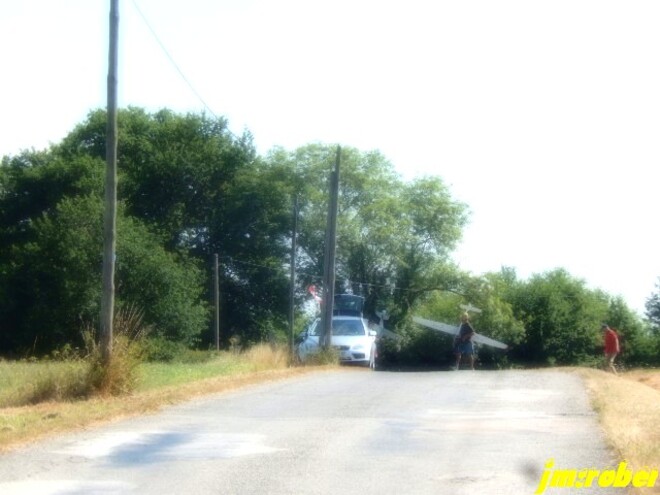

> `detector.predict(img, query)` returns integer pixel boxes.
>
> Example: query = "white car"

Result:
[297,316,378,368]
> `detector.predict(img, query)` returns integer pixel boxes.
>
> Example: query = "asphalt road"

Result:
[0,369,624,495]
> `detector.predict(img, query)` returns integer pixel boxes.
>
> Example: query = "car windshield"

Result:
[332,320,365,336]
[306,319,366,337]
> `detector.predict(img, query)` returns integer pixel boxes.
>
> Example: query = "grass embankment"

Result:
[0,345,332,453]
[576,368,660,495]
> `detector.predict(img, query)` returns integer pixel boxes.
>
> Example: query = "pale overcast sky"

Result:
[1,1,659,315]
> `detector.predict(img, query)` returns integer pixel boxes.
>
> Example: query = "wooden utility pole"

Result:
[101,0,119,364]
[214,254,220,350]
[288,196,298,358]
[320,147,340,349]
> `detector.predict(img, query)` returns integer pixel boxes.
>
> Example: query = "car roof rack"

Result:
[332,294,364,317]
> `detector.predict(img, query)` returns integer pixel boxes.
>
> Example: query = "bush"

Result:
[474,345,513,370]
[375,326,453,369]
[140,336,218,363]
[140,337,186,363]
[374,336,404,367]
[84,332,142,396]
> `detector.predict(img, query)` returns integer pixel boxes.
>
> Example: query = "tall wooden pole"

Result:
[214,254,220,350]
[288,196,298,358]
[101,0,119,364]
[321,147,340,349]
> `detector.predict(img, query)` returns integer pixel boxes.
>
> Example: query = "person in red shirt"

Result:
[602,324,620,374]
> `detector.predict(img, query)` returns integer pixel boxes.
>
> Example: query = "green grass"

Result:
[0,344,293,408]
[137,355,252,390]
[0,356,248,407]
[136,344,293,391]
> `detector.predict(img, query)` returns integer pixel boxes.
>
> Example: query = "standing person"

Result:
[602,324,620,374]
[453,313,475,370]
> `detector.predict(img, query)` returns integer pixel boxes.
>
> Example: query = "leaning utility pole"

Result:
[320,147,340,349]
[100,0,119,364]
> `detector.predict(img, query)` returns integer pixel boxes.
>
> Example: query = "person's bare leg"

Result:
[607,354,618,375]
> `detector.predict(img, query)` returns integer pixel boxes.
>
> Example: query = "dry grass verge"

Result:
[0,363,336,454]
[575,368,660,495]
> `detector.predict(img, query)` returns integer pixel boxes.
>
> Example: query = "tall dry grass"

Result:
[577,368,660,495]
[0,360,90,407]
[83,305,147,396]
[0,306,148,408]
[241,343,291,371]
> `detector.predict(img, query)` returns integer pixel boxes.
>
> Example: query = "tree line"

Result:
[1,108,658,365]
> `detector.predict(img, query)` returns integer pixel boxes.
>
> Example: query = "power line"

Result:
[220,255,625,302]
[130,0,237,138]
[221,255,404,294]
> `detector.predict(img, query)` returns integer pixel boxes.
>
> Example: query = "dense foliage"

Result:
[1,107,657,367]
[646,279,660,333]
[407,268,659,368]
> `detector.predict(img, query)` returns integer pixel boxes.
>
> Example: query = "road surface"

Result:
[0,369,623,494]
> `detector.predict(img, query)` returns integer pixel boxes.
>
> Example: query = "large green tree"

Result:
[64,109,293,344]
[265,144,468,327]
[646,278,660,334]
[0,151,104,353]
[0,188,207,354]
[1,108,286,354]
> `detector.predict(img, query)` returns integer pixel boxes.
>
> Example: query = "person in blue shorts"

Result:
[452,312,475,370]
